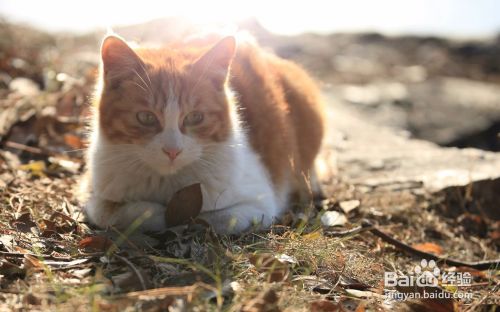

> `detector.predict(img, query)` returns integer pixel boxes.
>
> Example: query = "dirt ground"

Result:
[0,19,499,311]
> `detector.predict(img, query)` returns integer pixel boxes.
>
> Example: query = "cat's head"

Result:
[96,35,236,175]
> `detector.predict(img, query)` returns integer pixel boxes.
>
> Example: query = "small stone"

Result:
[276,254,298,264]
[9,77,40,96]
[321,211,347,227]
[339,200,360,214]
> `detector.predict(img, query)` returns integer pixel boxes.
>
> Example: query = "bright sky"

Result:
[1,0,499,37]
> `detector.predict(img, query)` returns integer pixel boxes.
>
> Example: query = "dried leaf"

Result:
[355,302,366,312]
[39,219,61,238]
[302,231,322,240]
[165,183,203,227]
[490,230,500,241]
[455,266,487,279]
[0,171,14,188]
[10,212,37,233]
[0,259,26,278]
[63,134,84,149]
[293,275,331,294]
[18,160,46,177]
[49,211,76,234]
[23,293,42,306]
[412,242,443,255]
[321,211,347,227]
[458,213,487,237]
[339,275,371,290]
[112,269,151,292]
[345,289,384,299]
[69,268,92,278]
[39,219,56,232]
[78,236,113,252]
[0,234,15,252]
[14,246,31,254]
[241,289,280,312]
[249,253,290,282]
[50,211,75,223]
[24,254,44,271]
[310,300,340,312]
[406,297,458,312]
[50,251,71,259]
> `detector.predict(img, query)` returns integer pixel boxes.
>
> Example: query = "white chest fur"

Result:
[86,128,286,231]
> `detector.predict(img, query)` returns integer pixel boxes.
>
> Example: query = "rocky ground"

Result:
[0,18,499,311]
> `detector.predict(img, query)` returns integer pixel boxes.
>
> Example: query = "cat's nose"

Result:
[162,148,182,161]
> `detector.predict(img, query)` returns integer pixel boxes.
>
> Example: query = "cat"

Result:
[83,33,324,234]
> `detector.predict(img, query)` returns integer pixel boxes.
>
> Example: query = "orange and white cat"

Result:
[84,33,324,234]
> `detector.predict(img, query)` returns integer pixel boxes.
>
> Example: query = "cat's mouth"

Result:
[155,163,184,175]
[146,156,190,176]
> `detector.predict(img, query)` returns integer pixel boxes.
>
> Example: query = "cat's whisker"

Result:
[138,61,153,89]
[94,152,141,165]
[203,141,244,149]
[130,81,148,94]
[95,158,137,167]
[190,53,216,93]
[101,144,141,151]
[63,148,88,153]
[131,68,153,95]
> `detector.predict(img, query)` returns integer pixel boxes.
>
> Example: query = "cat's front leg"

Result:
[84,196,167,232]
[199,203,277,235]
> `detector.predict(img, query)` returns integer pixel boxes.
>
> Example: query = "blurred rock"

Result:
[9,77,40,96]
[331,77,500,151]
[407,78,500,150]
[322,90,500,194]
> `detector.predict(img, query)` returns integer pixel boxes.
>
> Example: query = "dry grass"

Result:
[0,154,498,311]
[0,20,499,312]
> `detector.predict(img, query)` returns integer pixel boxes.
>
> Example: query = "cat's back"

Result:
[229,40,324,190]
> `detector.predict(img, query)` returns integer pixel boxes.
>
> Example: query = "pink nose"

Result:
[162,148,182,161]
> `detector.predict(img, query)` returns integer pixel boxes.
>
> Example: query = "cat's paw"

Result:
[85,197,167,232]
[199,206,273,235]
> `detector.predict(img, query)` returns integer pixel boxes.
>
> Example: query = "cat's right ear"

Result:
[101,35,142,84]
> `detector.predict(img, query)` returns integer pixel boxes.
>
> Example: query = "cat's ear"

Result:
[192,36,236,87]
[101,35,142,84]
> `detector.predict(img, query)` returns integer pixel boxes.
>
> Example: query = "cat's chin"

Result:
[157,167,182,176]
[148,162,187,176]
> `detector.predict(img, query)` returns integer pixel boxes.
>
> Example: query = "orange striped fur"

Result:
[85,33,324,233]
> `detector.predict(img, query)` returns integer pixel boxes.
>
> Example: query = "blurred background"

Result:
[1,3,499,310]
[0,0,500,160]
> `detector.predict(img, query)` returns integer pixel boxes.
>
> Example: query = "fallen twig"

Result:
[324,225,367,237]
[325,221,500,270]
[125,285,195,298]
[0,251,69,260]
[361,220,500,271]
[3,141,52,156]
[115,255,147,291]
[0,250,103,261]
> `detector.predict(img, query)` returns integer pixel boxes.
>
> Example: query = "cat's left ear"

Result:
[192,36,236,86]
[101,35,143,85]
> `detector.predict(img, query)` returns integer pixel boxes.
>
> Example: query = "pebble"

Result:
[9,77,40,96]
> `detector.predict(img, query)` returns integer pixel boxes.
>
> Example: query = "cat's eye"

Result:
[136,111,158,126]
[184,111,204,127]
